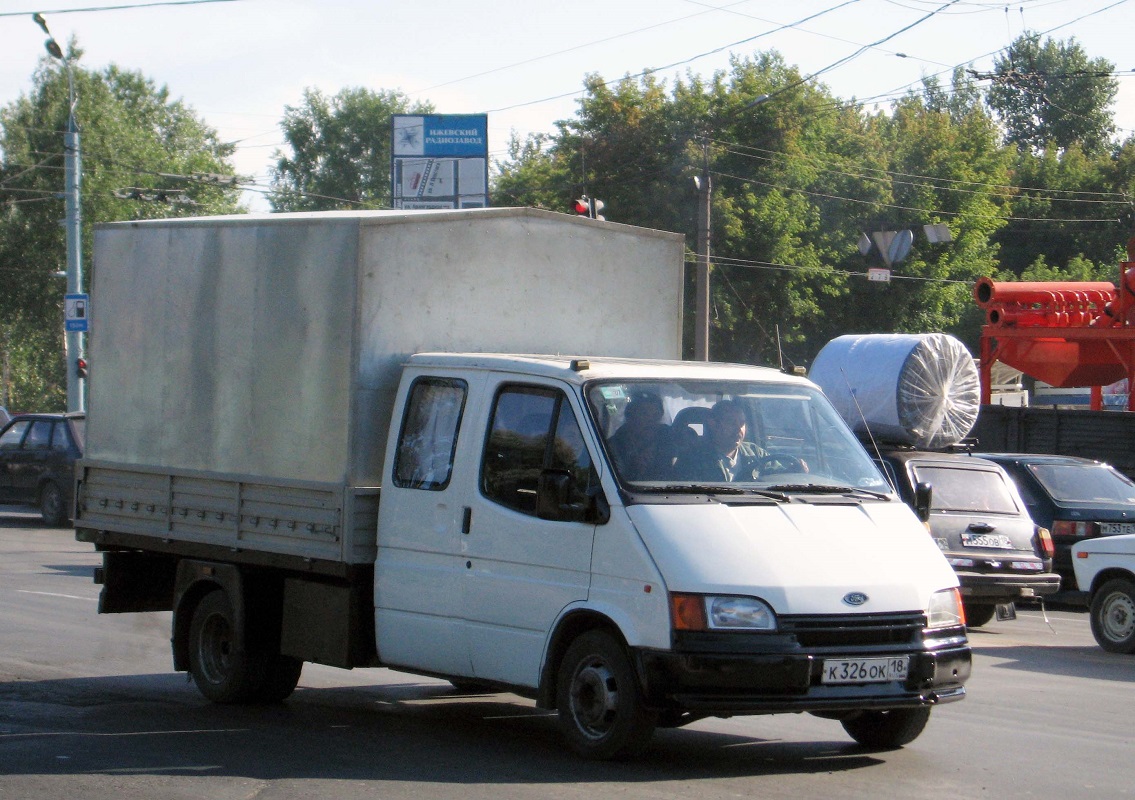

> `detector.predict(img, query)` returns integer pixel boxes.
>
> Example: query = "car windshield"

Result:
[911,465,1020,514]
[1028,463,1135,504]
[586,379,889,494]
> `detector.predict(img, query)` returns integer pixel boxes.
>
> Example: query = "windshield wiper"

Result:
[764,484,892,500]
[656,484,789,501]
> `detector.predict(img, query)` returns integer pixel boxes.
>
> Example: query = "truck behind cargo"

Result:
[77,208,969,759]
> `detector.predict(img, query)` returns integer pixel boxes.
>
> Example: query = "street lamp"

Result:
[694,93,770,361]
[34,14,85,412]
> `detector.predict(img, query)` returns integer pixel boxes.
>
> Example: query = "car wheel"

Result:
[188,590,262,703]
[964,602,997,628]
[1089,578,1135,654]
[39,480,67,527]
[557,630,657,760]
[840,707,931,749]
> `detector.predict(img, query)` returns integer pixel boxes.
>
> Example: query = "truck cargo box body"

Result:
[78,208,684,565]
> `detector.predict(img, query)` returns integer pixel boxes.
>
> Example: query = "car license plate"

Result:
[961,532,1014,549]
[821,656,909,684]
[1101,522,1135,536]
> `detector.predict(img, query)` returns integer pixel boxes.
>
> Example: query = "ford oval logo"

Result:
[843,592,869,607]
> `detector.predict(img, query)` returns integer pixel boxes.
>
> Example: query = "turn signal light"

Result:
[670,593,708,631]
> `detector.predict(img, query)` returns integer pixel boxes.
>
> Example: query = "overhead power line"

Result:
[0,0,238,18]
[712,168,1122,223]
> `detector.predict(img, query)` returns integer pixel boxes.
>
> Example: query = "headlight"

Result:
[670,593,777,632]
[926,588,965,629]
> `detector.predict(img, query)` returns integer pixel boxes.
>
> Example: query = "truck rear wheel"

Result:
[1089,578,1135,653]
[254,655,303,702]
[188,590,261,703]
[556,630,656,760]
[840,707,931,749]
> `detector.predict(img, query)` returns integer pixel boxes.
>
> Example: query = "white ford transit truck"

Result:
[75,208,969,759]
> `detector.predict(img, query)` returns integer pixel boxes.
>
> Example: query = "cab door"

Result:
[374,373,479,677]
[460,380,600,688]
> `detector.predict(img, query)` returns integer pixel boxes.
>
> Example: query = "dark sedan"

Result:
[873,447,1059,626]
[0,412,84,525]
[982,453,1135,591]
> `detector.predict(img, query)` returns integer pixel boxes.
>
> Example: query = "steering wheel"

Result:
[758,453,807,475]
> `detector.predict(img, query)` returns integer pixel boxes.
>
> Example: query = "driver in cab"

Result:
[675,400,766,482]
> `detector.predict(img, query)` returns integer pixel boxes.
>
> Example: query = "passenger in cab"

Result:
[608,393,674,480]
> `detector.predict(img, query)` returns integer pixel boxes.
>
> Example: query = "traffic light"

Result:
[571,195,606,221]
[76,357,88,379]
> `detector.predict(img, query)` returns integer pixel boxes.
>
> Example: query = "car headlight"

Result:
[926,588,965,629]
[671,593,777,631]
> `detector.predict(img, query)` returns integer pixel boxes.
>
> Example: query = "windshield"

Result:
[586,379,889,494]
[1028,463,1135,505]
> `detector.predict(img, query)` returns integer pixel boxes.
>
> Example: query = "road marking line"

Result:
[16,590,95,602]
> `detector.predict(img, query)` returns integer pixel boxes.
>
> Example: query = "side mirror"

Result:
[914,481,933,523]
[537,469,609,524]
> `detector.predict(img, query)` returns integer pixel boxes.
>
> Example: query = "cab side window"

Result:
[482,385,595,517]
[393,378,468,490]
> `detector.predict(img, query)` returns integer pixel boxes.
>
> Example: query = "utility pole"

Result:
[692,93,771,363]
[36,14,85,412]
[695,136,712,362]
[64,69,84,413]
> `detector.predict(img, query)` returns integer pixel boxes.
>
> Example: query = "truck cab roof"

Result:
[404,353,811,387]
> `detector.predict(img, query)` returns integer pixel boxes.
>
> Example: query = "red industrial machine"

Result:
[975,239,1135,411]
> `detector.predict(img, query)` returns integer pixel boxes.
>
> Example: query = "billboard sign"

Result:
[392,114,488,209]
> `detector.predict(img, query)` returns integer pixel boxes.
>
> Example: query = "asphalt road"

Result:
[1,506,1131,799]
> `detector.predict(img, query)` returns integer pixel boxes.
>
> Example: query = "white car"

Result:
[1072,534,1135,653]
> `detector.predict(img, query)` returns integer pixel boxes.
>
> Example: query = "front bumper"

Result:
[634,623,970,716]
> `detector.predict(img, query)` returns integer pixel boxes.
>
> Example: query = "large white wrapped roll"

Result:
[808,333,980,449]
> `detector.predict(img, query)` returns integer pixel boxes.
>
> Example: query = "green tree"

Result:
[493,54,1019,366]
[0,43,243,410]
[993,144,1129,280]
[985,34,1118,154]
[269,87,433,211]
[828,80,1013,353]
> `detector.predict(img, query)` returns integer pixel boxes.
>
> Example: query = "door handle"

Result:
[967,522,995,533]
[461,506,472,534]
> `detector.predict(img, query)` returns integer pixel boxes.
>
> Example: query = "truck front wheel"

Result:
[556,630,656,760]
[188,590,261,703]
[1089,578,1135,653]
[840,707,931,749]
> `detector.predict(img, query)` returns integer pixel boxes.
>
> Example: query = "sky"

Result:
[2,0,1133,212]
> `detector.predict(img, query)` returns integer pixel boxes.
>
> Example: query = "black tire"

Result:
[1089,578,1135,654]
[964,602,997,628]
[188,590,262,704]
[841,707,931,749]
[556,630,656,760]
[39,480,67,527]
[253,655,303,703]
